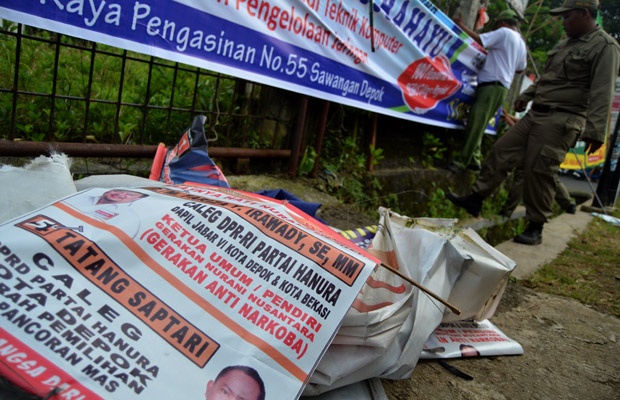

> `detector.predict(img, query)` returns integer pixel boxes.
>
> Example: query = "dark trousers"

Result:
[473,110,584,223]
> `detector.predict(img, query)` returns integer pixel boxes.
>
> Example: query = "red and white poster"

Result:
[0,185,377,399]
[421,320,523,359]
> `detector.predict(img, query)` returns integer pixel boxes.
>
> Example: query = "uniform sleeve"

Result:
[583,41,620,142]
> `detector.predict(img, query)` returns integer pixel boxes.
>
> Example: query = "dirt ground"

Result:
[228,175,620,400]
[382,283,620,400]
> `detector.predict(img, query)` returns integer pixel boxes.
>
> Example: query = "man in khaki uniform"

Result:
[447,0,620,245]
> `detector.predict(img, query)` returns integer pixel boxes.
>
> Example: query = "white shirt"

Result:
[479,27,527,89]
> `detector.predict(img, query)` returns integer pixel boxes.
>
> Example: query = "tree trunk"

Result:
[458,0,481,29]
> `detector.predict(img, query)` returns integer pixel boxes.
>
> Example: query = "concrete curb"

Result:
[496,208,593,280]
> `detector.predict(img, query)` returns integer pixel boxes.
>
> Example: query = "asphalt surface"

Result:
[558,170,600,199]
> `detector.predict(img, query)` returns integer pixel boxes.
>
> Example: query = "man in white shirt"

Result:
[448,9,527,173]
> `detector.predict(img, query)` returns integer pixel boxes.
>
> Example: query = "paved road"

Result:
[559,171,598,201]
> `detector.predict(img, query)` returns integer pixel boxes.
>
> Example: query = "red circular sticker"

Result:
[397,55,461,112]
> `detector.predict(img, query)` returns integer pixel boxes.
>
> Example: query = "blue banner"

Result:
[0,0,488,129]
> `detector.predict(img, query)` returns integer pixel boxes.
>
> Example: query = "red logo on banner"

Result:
[397,55,461,112]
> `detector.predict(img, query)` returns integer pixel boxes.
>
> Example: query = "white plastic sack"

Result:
[0,152,76,224]
[304,208,456,395]
[380,209,516,322]
[74,173,167,191]
[440,228,516,322]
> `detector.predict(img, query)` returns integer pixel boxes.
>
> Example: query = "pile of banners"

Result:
[0,117,521,400]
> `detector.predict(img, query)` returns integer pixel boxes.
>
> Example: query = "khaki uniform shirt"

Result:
[518,26,620,142]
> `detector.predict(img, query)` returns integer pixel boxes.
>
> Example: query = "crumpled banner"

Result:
[304,208,515,395]
[149,115,230,188]
[256,188,326,224]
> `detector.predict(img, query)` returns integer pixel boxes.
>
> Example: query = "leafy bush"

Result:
[0,27,238,145]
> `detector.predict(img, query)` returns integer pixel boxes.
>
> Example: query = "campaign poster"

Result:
[0,184,377,399]
[421,319,523,359]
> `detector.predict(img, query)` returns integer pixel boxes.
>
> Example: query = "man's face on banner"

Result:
[205,369,261,400]
[98,189,145,204]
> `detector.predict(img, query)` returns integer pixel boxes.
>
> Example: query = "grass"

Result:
[521,205,620,317]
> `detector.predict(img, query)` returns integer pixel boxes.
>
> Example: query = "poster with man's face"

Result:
[0,185,377,399]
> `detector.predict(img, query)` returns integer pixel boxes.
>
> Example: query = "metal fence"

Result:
[0,23,311,173]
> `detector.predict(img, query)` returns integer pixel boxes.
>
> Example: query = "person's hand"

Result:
[514,99,528,112]
[583,139,603,155]
[501,109,520,127]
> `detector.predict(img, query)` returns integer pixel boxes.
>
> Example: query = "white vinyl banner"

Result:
[0,185,377,399]
[0,0,489,130]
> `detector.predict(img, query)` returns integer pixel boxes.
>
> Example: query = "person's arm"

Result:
[453,16,483,46]
[515,83,536,112]
[502,109,520,127]
[582,41,620,154]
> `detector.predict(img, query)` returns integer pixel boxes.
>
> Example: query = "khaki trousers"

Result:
[502,169,573,215]
[473,110,585,223]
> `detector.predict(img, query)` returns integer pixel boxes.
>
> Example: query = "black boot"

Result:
[446,191,483,217]
[513,221,543,245]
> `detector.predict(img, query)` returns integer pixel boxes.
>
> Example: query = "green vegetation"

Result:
[1,23,394,214]
[523,206,620,317]
[419,132,448,168]
[321,133,388,212]
[0,26,238,145]
[425,183,454,217]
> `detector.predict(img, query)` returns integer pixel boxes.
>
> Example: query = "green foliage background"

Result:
[0,23,239,145]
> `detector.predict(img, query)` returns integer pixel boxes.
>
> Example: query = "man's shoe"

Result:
[513,222,543,245]
[446,192,483,217]
[565,202,577,214]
